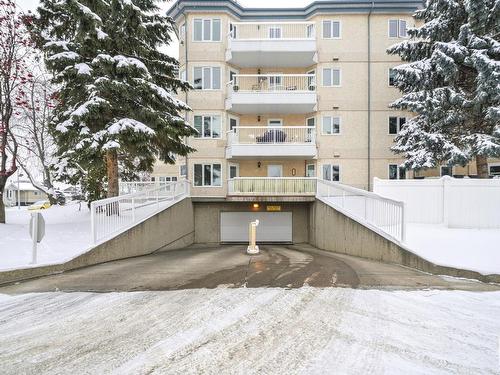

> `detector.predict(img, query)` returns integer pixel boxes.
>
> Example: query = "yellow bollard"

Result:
[247,219,260,255]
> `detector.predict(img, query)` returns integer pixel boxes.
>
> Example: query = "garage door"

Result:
[220,212,292,242]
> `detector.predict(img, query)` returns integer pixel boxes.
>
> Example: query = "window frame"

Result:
[193,114,222,139]
[388,68,397,87]
[322,68,342,87]
[388,116,406,135]
[228,115,239,132]
[228,163,239,179]
[192,66,221,90]
[388,19,408,38]
[440,165,453,177]
[193,18,221,42]
[322,164,341,182]
[388,164,407,180]
[179,164,187,177]
[321,116,341,135]
[306,163,315,177]
[268,25,282,39]
[193,163,222,187]
[322,20,341,39]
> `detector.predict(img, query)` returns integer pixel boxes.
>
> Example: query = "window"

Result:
[193,67,221,90]
[489,164,500,176]
[229,116,239,131]
[229,23,237,39]
[269,74,283,89]
[193,115,221,138]
[159,176,178,183]
[389,164,406,180]
[306,164,315,177]
[194,163,222,186]
[180,164,187,177]
[323,68,341,87]
[229,163,239,179]
[389,19,407,38]
[389,116,406,134]
[179,69,186,81]
[322,116,341,135]
[388,68,397,86]
[193,18,221,41]
[269,26,282,39]
[306,24,315,38]
[441,166,453,177]
[322,20,341,39]
[322,164,340,181]
[179,23,186,40]
[307,69,316,88]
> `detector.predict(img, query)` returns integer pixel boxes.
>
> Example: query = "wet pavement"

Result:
[1,244,498,294]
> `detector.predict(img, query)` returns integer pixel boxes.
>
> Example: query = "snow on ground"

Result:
[0,288,499,374]
[323,196,500,275]
[0,203,92,271]
[406,223,500,276]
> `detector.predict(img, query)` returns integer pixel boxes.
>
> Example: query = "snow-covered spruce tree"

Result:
[33,0,195,198]
[387,0,500,177]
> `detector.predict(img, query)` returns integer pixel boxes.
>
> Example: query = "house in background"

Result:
[3,180,48,207]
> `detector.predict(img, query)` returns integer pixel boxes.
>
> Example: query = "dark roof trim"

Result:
[167,0,422,21]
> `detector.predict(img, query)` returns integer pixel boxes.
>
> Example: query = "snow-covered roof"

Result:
[5,181,43,192]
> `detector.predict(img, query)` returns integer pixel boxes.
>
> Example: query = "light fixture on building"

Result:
[291,168,296,176]
[332,57,339,61]
[257,161,261,168]
[332,106,339,110]
[257,115,261,122]
[253,203,260,209]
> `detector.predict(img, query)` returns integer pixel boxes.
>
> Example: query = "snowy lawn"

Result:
[0,287,499,374]
[0,203,92,270]
[406,223,500,276]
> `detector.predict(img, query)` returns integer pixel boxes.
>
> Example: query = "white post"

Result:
[247,219,260,255]
[31,212,38,264]
[132,197,136,222]
[90,202,96,244]
[400,202,406,243]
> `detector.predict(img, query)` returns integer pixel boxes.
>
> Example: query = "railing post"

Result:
[400,202,406,243]
[90,201,96,244]
[132,197,136,223]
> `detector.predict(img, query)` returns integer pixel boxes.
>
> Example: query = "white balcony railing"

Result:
[317,179,406,242]
[90,181,189,244]
[228,126,315,146]
[229,22,316,40]
[230,74,316,93]
[119,181,179,195]
[228,177,317,196]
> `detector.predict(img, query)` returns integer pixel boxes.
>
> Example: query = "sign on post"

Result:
[29,212,45,264]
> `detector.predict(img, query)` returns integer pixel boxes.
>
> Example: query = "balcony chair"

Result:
[256,129,287,143]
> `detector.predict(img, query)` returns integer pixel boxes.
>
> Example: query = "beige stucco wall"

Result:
[154,10,494,193]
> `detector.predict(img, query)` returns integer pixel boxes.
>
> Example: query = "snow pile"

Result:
[0,204,92,271]
[405,223,500,275]
[0,288,498,374]
[74,63,92,75]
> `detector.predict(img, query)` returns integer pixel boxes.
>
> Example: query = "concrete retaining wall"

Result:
[309,199,500,284]
[0,198,195,285]
[193,201,310,244]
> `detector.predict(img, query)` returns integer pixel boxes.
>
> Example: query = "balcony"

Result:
[227,177,317,197]
[226,74,317,114]
[226,126,317,159]
[226,22,317,67]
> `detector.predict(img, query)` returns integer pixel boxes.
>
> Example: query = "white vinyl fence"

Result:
[373,177,500,229]
[90,180,189,244]
[317,180,406,242]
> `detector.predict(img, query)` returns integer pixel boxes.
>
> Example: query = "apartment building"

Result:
[152,0,451,242]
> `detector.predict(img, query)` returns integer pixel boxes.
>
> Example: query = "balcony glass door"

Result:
[268,74,283,91]
[267,165,283,177]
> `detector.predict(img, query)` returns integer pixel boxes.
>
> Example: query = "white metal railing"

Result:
[119,181,179,195]
[316,179,406,242]
[230,74,316,92]
[90,180,189,244]
[228,177,317,196]
[229,22,316,40]
[228,126,316,145]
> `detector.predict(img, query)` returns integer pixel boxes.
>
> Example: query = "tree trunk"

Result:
[0,194,5,224]
[106,150,119,198]
[476,155,489,179]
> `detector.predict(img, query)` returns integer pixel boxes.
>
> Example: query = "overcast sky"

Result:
[16,0,313,59]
